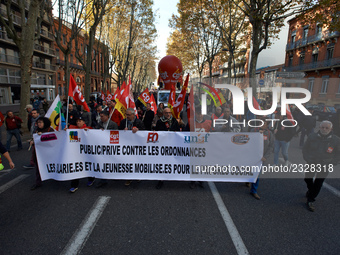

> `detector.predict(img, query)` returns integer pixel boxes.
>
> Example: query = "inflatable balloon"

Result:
[158,55,183,90]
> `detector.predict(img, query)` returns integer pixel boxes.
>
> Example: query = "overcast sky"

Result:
[152,0,289,71]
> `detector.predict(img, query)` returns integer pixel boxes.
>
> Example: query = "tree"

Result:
[232,0,302,99]
[0,0,48,127]
[49,0,89,99]
[302,1,340,32]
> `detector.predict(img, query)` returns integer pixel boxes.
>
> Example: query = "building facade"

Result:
[285,9,340,106]
[0,0,56,112]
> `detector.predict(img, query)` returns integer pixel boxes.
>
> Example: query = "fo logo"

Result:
[110,131,119,144]
[69,131,81,142]
[147,132,159,143]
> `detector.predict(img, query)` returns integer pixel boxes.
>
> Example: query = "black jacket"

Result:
[155,117,180,131]
[118,117,145,130]
[303,131,340,165]
[274,120,295,142]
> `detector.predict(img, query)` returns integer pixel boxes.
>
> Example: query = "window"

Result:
[299,52,305,65]
[308,78,314,93]
[58,73,61,80]
[327,47,334,60]
[56,49,60,60]
[312,53,318,63]
[321,77,329,94]
[291,30,296,44]
[288,55,293,67]
[76,76,81,83]
[316,24,322,37]
[303,27,309,40]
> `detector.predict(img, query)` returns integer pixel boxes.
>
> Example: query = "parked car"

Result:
[312,106,336,121]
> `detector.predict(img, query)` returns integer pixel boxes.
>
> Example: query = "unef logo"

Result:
[69,131,81,142]
[184,133,210,144]
[147,132,159,143]
[110,131,119,144]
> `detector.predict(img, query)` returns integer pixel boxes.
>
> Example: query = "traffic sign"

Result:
[259,79,265,86]
[275,78,306,84]
[276,72,306,78]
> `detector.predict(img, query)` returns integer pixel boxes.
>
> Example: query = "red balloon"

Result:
[158,55,183,90]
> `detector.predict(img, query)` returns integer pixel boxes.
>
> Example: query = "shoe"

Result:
[23,164,35,169]
[190,181,195,189]
[0,164,4,171]
[95,182,107,188]
[87,180,95,187]
[251,193,260,200]
[31,184,42,190]
[125,180,132,186]
[284,160,289,166]
[245,182,250,187]
[307,202,315,212]
[156,181,163,189]
[69,187,78,193]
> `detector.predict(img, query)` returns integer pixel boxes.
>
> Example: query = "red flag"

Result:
[149,93,157,114]
[286,104,295,124]
[168,84,176,115]
[101,91,106,101]
[68,74,90,112]
[0,111,4,128]
[106,93,113,102]
[173,73,189,119]
[253,96,261,110]
[112,87,120,101]
[138,88,151,106]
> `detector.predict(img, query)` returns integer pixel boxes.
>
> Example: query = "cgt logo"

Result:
[69,131,81,142]
[110,131,119,144]
[147,132,159,143]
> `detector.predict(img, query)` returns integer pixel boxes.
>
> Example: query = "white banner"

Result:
[34,130,263,182]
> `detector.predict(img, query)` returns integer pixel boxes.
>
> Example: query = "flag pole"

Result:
[65,96,70,129]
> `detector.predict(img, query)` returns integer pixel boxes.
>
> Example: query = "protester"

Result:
[249,118,274,200]
[302,120,340,212]
[67,104,79,127]
[80,105,92,127]
[67,116,95,192]
[30,117,54,190]
[151,108,163,130]
[42,98,49,114]
[219,107,241,132]
[142,103,155,131]
[0,141,15,170]
[25,104,33,132]
[5,111,23,151]
[23,109,40,169]
[91,104,103,128]
[106,100,123,126]
[119,108,145,186]
[273,111,295,166]
[297,108,316,147]
[96,111,118,130]
[95,111,119,189]
[155,107,180,189]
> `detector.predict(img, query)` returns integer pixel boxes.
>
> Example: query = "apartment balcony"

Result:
[34,44,56,56]
[286,31,340,51]
[285,56,340,72]
[0,8,22,26]
[56,59,84,70]
[32,62,56,71]
[0,54,20,65]
[0,31,15,44]
[39,29,54,41]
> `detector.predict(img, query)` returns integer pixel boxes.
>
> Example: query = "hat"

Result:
[76,116,84,121]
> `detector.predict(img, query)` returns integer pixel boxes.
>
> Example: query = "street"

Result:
[0,132,339,255]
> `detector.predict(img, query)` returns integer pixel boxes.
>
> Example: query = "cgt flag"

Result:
[68,74,90,112]
[45,95,66,130]
[168,84,176,116]
[149,93,157,114]
[172,73,189,119]
[138,88,151,106]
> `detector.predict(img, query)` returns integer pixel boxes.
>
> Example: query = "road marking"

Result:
[0,174,29,194]
[209,182,249,255]
[60,196,111,255]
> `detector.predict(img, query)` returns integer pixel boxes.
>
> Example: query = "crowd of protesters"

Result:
[1,93,340,212]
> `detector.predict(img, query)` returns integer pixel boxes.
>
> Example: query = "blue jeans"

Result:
[274,140,290,165]
[6,129,22,151]
[250,177,259,194]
